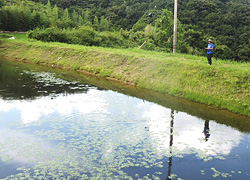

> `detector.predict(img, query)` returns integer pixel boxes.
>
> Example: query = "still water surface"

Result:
[0,58,250,180]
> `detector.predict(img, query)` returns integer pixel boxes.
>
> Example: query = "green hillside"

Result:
[0,0,249,61]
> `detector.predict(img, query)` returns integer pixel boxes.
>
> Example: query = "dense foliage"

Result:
[28,27,131,48]
[0,0,249,61]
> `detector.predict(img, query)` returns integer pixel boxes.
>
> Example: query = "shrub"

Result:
[28,26,129,48]
[29,27,68,43]
[214,45,234,60]
[99,31,124,48]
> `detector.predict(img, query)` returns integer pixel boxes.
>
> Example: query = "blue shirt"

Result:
[207,43,214,54]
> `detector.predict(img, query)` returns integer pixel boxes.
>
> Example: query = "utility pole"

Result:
[173,0,177,54]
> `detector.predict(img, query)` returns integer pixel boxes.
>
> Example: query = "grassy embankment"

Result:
[0,33,250,117]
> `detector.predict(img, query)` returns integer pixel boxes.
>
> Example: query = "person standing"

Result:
[205,39,214,65]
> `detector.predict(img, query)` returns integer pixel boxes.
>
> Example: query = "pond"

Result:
[0,58,250,180]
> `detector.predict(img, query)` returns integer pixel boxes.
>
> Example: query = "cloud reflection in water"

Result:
[0,89,242,160]
[139,102,242,158]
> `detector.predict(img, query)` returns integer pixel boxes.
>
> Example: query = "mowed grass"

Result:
[1,33,250,117]
[0,32,28,39]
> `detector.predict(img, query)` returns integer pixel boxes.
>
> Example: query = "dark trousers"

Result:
[207,54,212,65]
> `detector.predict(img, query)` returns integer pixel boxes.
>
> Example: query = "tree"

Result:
[183,28,204,51]
[93,16,99,31]
[236,44,250,61]
[4,6,19,31]
[0,0,4,8]
[99,16,109,31]
[51,5,58,26]
[46,0,52,15]
[78,15,83,25]
[71,10,78,23]
[31,10,41,29]
[153,9,173,50]
[214,45,234,60]
[83,9,92,26]
[20,6,32,31]
[62,8,69,21]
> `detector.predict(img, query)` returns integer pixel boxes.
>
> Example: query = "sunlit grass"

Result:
[0,34,250,116]
[1,33,28,39]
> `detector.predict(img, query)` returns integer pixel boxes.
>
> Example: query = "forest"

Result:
[0,0,249,61]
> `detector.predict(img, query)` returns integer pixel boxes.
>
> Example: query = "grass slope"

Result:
[0,33,249,117]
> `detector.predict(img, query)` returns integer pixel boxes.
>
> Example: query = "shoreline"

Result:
[0,31,27,33]
[0,38,249,117]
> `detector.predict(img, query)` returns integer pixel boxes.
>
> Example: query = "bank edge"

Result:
[0,38,249,117]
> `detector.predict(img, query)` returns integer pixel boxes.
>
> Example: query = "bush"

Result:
[28,26,130,48]
[99,31,123,48]
[73,26,98,46]
[214,45,234,60]
[29,27,68,43]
